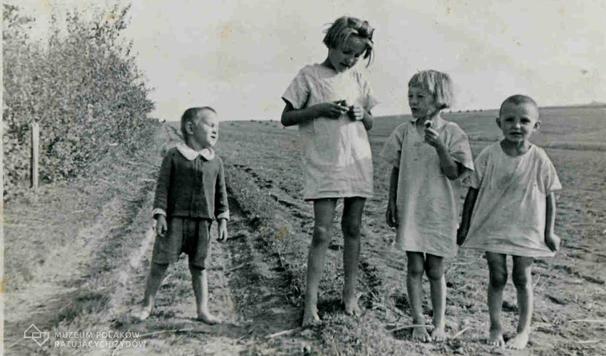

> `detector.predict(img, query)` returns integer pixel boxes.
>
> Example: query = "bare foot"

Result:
[131,306,152,321]
[197,311,221,325]
[488,328,505,347]
[431,325,447,342]
[412,326,431,342]
[302,307,321,327]
[506,332,529,350]
[343,295,361,317]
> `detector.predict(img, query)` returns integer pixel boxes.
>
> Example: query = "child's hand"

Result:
[347,104,365,121]
[311,101,349,119]
[156,215,167,237]
[217,218,229,242]
[545,231,560,252]
[386,200,398,227]
[424,127,445,150]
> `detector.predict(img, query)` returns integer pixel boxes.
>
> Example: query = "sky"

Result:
[12,0,606,121]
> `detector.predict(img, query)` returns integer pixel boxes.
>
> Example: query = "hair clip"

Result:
[361,21,374,40]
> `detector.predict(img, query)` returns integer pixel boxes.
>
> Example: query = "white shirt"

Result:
[462,142,561,257]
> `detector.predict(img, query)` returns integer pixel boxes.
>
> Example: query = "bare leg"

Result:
[426,254,446,341]
[507,256,534,350]
[134,262,169,320]
[302,198,337,326]
[191,266,220,324]
[486,252,507,347]
[341,197,366,316]
[407,252,430,341]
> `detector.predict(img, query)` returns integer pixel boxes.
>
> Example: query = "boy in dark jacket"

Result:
[134,107,229,324]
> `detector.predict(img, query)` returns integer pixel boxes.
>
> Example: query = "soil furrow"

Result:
[110,195,322,354]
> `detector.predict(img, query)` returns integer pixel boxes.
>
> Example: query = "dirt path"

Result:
[4,125,321,355]
[110,195,319,355]
[4,127,164,354]
[5,121,605,355]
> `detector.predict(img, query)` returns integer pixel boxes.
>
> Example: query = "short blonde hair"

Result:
[408,70,454,109]
[323,16,375,66]
[499,95,538,117]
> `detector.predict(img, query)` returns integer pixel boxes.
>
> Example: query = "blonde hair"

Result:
[323,16,375,66]
[408,70,454,109]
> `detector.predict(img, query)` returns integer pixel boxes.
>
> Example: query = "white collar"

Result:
[176,143,215,161]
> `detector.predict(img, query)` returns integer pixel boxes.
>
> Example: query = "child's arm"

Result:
[457,187,478,245]
[386,166,399,227]
[361,110,374,130]
[280,101,349,127]
[544,192,560,251]
[349,105,374,130]
[425,127,463,179]
[152,153,173,237]
[215,160,230,241]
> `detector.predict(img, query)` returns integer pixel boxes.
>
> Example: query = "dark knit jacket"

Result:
[153,147,229,220]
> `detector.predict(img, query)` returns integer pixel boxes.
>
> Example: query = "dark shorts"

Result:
[151,217,211,269]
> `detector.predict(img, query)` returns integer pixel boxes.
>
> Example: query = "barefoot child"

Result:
[134,107,229,324]
[457,95,561,350]
[281,16,378,325]
[381,70,473,341]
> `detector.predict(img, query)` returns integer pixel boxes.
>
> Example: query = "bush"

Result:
[3,4,155,199]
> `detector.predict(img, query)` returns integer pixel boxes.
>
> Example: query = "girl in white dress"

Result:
[381,70,474,341]
[281,16,378,326]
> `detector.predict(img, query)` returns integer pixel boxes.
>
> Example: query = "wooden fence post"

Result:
[31,122,39,190]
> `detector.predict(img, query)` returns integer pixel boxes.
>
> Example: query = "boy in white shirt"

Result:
[458,95,561,349]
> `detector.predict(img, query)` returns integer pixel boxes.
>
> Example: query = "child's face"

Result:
[327,36,367,72]
[189,110,219,148]
[408,86,438,120]
[497,102,540,144]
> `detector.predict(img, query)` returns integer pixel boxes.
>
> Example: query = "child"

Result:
[133,107,229,324]
[457,95,561,350]
[381,70,474,341]
[281,16,378,326]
